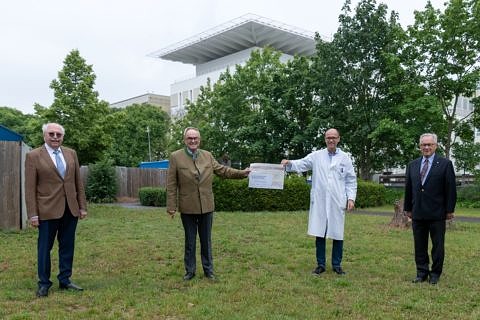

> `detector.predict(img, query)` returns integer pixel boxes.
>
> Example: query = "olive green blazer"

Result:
[167,148,246,214]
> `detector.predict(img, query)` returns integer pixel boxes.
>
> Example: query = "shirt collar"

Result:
[328,148,339,156]
[184,147,200,158]
[422,153,435,163]
[44,144,61,154]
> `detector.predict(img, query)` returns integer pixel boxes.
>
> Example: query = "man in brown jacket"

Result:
[25,123,87,297]
[167,127,250,281]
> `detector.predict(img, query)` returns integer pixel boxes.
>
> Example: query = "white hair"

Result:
[419,133,437,143]
[42,123,65,135]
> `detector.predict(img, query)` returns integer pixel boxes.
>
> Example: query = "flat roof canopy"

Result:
[149,14,317,65]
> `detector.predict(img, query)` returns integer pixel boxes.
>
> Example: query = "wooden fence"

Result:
[80,166,167,200]
[0,141,30,230]
[379,174,475,188]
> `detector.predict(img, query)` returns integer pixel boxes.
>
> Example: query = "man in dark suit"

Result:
[25,123,87,297]
[404,133,456,285]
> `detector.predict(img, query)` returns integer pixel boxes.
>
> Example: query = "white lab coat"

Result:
[287,148,357,240]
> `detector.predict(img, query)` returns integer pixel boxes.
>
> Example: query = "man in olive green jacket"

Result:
[167,127,250,281]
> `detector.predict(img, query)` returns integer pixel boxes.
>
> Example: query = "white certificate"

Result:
[248,163,285,190]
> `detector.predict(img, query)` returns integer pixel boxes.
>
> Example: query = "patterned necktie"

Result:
[53,149,66,178]
[420,158,429,183]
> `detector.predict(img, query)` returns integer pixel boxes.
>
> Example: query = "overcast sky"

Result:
[1,0,447,114]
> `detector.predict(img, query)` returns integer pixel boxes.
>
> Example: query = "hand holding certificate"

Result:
[248,163,285,190]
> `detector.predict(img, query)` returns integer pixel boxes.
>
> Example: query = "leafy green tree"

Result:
[108,104,170,167]
[0,107,38,144]
[406,0,480,159]
[35,49,111,164]
[0,107,27,130]
[311,0,414,179]
[452,140,480,175]
[277,56,319,160]
[170,48,316,167]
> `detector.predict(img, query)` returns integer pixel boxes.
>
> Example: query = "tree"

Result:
[35,49,111,164]
[108,104,170,167]
[452,140,480,175]
[0,106,28,130]
[170,48,316,166]
[0,107,38,144]
[406,0,480,159]
[311,0,414,179]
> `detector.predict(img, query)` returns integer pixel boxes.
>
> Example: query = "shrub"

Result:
[457,184,480,208]
[149,176,389,210]
[213,175,310,212]
[86,160,118,203]
[384,187,404,205]
[139,187,166,206]
[355,180,387,208]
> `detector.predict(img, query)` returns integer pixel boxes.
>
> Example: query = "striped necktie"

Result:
[420,158,429,184]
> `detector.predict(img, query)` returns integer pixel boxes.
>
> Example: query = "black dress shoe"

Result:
[59,282,84,291]
[429,276,439,285]
[312,266,326,276]
[183,272,195,281]
[333,266,346,275]
[412,276,428,283]
[205,273,216,280]
[36,286,49,297]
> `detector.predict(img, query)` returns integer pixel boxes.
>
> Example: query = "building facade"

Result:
[110,93,170,115]
[149,14,317,117]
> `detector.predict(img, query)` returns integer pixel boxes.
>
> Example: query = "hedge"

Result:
[212,175,311,211]
[355,180,387,208]
[457,184,480,208]
[141,175,389,211]
[139,187,167,207]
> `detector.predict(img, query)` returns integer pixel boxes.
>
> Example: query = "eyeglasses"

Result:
[420,143,435,147]
[48,132,63,138]
[325,137,339,140]
[186,137,199,141]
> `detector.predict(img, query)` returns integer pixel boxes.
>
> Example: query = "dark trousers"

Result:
[316,237,344,268]
[412,219,446,278]
[37,206,78,288]
[180,212,213,275]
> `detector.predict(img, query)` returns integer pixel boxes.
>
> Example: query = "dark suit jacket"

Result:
[404,154,456,220]
[25,145,87,220]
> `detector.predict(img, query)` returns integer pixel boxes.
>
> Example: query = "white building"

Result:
[457,84,480,143]
[110,93,170,115]
[149,14,317,117]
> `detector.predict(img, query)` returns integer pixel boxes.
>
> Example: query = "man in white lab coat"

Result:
[281,128,357,275]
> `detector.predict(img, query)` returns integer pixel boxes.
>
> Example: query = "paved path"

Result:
[109,202,157,209]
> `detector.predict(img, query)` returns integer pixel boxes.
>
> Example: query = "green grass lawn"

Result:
[1,205,479,319]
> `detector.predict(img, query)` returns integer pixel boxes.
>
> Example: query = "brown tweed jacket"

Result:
[25,145,87,220]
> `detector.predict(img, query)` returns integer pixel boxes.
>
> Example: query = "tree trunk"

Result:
[389,199,411,228]
[389,198,455,230]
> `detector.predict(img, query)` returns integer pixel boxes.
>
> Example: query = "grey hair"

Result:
[419,133,437,143]
[183,127,200,139]
[42,123,65,135]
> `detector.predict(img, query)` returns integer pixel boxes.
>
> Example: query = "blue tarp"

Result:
[0,125,23,142]
[139,160,169,169]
